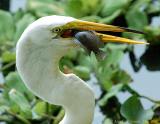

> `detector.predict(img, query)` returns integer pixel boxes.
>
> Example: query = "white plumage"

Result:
[16,15,95,124]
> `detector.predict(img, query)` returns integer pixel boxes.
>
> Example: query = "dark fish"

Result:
[74,31,106,59]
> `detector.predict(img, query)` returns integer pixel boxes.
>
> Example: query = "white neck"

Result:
[16,38,95,124]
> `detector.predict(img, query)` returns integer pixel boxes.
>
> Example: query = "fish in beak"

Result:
[61,20,149,59]
[63,20,148,45]
[74,31,105,58]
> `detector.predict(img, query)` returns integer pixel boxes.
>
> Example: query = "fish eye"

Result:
[52,27,62,33]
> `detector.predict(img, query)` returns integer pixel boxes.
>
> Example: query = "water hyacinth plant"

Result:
[0,0,160,124]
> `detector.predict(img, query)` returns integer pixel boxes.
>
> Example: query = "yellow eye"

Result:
[52,27,62,33]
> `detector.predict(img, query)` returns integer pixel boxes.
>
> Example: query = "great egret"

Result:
[16,15,147,124]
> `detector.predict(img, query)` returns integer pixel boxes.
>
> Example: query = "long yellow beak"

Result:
[65,20,148,45]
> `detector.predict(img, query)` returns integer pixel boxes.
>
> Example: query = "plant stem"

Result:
[141,95,160,105]
[6,110,31,124]
[124,85,160,104]
[53,109,65,124]
[0,61,15,72]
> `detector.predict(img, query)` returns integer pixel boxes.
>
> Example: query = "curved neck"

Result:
[16,41,95,124]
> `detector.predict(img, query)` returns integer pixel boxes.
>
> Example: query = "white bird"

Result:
[16,15,147,124]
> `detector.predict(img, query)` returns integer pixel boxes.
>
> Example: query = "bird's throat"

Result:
[16,40,95,124]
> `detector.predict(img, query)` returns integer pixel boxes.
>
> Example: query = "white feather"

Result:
[16,15,95,124]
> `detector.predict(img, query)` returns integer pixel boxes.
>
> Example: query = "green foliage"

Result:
[121,96,154,124]
[0,0,160,124]
[9,89,32,118]
[64,0,99,18]
[144,26,160,44]
[92,44,131,90]
[73,66,90,80]
[100,0,129,17]
[2,51,16,63]
[4,72,34,100]
[125,0,149,30]
[27,0,64,17]
[0,10,15,44]
[14,14,36,42]
[99,84,124,106]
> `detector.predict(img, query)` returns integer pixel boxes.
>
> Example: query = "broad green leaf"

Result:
[120,96,154,124]
[64,0,84,17]
[2,51,16,62]
[90,52,98,71]
[4,72,35,101]
[32,101,47,119]
[77,50,92,68]
[73,66,90,80]
[65,49,78,60]
[14,14,36,42]
[27,0,64,17]
[147,0,160,14]
[111,70,132,84]
[13,9,24,22]
[59,57,74,71]
[99,84,124,106]
[126,10,148,30]
[97,66,114,90]
[0,10,15,44]
[105,50,124,67]
[100,0,129,17]
[125,0,149,30]
[99,10,121,23]
[64,0,99,18]
[9,89,32,118]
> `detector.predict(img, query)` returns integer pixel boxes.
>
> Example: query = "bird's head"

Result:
[21,15,148,54]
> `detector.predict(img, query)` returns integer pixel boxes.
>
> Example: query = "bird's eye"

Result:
[52,27,62,33]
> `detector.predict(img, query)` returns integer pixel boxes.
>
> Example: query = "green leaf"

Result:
[4,72,35,101]
[147,0,160,14]
[0,10,15,44]
[32,101,47,119]
[99,10,121,23]
[14,14,36,42]
[99,84,124,106]
[64,0,83,17]
[90,52,98,71]
[64,0,99,18]
[106,43,128,51]
[126,10,148,30]
[111,70,132,84]
[100,0,129,17]
[125,0,149,30]
[77,50,92,68]
[2,51,16,62]
[144,26,160,44]
[9,89,32,118]
[97,66,114,90]
[27,0,64,17]
[13,9,24,22]
[73,65,90,80]
[120,96,154,124]
[105,50,124,67]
